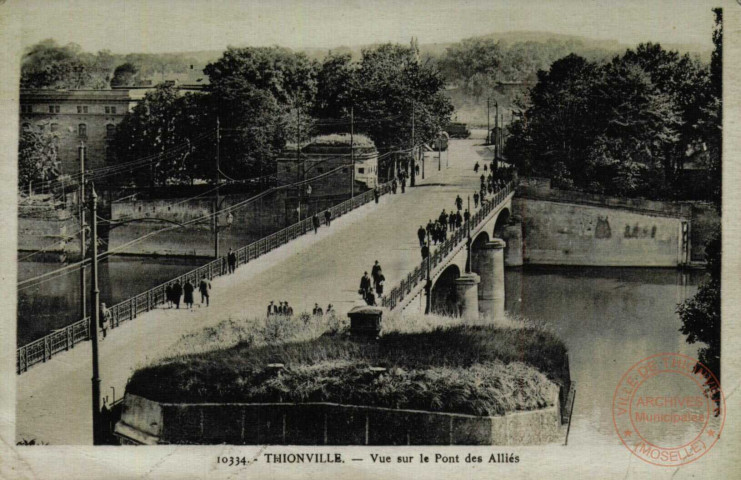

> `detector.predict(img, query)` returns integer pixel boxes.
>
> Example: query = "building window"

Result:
[105,106,118,114]
[50,123,59,132]
[21,105,32,114]
[358,168,365,174]
[78,123,87,138]
[49,105,60,114]
[106,124,116,138]
[77,106,89,114]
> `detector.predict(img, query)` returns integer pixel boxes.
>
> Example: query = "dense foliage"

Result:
[504,41,719,200]
[18,128,60,187]
[111,43,451,186]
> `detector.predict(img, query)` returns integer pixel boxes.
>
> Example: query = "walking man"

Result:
[375,270,385,299]
[267,301,274,317]
[184,280,194,309]
[199,276,211,307]
[285,302,294,317]
[421,241,430,260]
[313,303,323,316]
[227,248,237,274]
[474,162,479,173]
[324,210,332,227]
[473,191,479,208]
[417,225,426,247]
[172,280,183,309]
[371,260,382,288]
[448,211,456,231]
[374,187,380,204]
[312,213,320,234]
[359,271,372,302]
[464,209,471,223]
[401,176,406,193]
[455,211,462,228]
[165,284,173,308]
[392,179,398,194]
[455,195,463,211]
[99,302,111,340]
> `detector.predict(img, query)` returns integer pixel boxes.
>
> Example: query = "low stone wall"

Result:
[115,393,563,446]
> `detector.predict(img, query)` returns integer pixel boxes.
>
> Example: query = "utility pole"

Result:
[296,101,302,221]
[410,101,415,187]
[494,102,500,160]
[78,142,87,319]
[89,184,102,445]
[487,98,490,145]
[350,105,355,198]
[438,134,442,171]
[213,116,221,258]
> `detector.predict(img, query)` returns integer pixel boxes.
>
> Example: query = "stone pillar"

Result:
[347,306,385,338]
[476,239,506,322]
[502,222,523,267]
[454,273,480,322]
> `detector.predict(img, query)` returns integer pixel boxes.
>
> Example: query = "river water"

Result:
[505,266,705,446]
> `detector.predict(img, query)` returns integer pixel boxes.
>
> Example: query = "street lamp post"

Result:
[89,184,102,445]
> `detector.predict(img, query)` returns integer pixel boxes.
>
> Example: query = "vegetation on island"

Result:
[126,313,567,416]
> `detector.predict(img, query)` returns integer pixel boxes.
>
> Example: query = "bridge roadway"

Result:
[16,138,495,445]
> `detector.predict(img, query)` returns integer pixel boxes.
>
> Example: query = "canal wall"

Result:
[114,393,564,446]
[18,203,80,257]
[511,181,697,267]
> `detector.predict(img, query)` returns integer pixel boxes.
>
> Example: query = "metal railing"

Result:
[381,180,515,311]
[17,183,392,374]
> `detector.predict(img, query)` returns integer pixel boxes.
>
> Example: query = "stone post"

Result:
[454,273,480,322]
[347,306,385,338]
[475,239,506,322]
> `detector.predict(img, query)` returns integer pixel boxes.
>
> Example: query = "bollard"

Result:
[347,306,385,338]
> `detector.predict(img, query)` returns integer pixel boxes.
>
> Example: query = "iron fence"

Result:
[17,183,391,374]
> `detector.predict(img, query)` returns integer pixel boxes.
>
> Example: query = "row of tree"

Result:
[113,43,453,186]
[503,37,721,202]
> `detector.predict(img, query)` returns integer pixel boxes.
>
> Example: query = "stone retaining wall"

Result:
[115,393,563,446]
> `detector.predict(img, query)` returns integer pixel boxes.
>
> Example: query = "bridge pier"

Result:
[454,273,480,322]
[475,239,506,322]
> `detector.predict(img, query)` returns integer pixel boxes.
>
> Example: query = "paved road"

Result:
[17,139,496,444]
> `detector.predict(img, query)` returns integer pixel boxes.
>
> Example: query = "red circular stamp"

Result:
[612,353,725,467]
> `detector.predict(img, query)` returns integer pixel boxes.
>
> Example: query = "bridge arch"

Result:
[430,264,461,316]
[493,207,511,238]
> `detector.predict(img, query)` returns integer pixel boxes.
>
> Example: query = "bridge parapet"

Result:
[381,180,516,312]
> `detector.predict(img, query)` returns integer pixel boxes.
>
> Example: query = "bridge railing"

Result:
[381,180,515,311]
[17,182,392,375]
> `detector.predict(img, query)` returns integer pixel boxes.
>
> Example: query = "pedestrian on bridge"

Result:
[417,225,426,246]
[480,174,485,185]
[285,302,294,317]
[312,213,320,234]
[464,209,471,223]
[455,195,463,211]
[99,302,111,340]
[474,162,480,173]
[227,248,237,274]
[325,209,332,227]
[374,187,380,204]
[448,211,456,231]
[426,219,434,239]
[455,211,463,228]
[473,191,479,208]
[376,271,385,299]
[326,304,334,314]
[165,284,174,308]
[365,289,376,306]
[415,164,420,176]
[359,272,372,302]
[392,179,398,194]
[438,209,448,226]
[172,280,183,309]
[401,176,406,193]
[421,242,430,260]
[273,302,280,315]
[372,260,382,288]
[184,280,195,309]
[199,276,211,307]
[484,164,488,172]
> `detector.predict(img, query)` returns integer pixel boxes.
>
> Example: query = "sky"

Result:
[9,0,717,54]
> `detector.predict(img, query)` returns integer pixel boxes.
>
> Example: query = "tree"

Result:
[111,62,139,87]
[18,128,59,187]
[312,52,355,123]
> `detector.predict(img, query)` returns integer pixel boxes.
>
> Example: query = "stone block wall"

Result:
[115,394,563,446]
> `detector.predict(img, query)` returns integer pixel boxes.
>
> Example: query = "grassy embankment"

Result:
[126,312,568,417]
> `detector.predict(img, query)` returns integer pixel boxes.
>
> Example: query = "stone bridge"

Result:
[382,181,515,322]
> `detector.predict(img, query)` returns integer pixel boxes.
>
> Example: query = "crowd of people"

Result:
[266,300,294,317]
[358,260,386,306]
[163,276,212,310]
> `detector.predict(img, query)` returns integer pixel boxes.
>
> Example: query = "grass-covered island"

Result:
[126,313,568,417]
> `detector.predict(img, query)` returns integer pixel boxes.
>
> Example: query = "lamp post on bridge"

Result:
[89,184,102,445]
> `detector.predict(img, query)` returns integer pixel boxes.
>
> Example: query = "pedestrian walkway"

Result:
[16,139,494,444]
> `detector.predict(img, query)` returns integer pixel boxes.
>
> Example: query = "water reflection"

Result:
[505,266,704,446]
[17,256,205,346]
